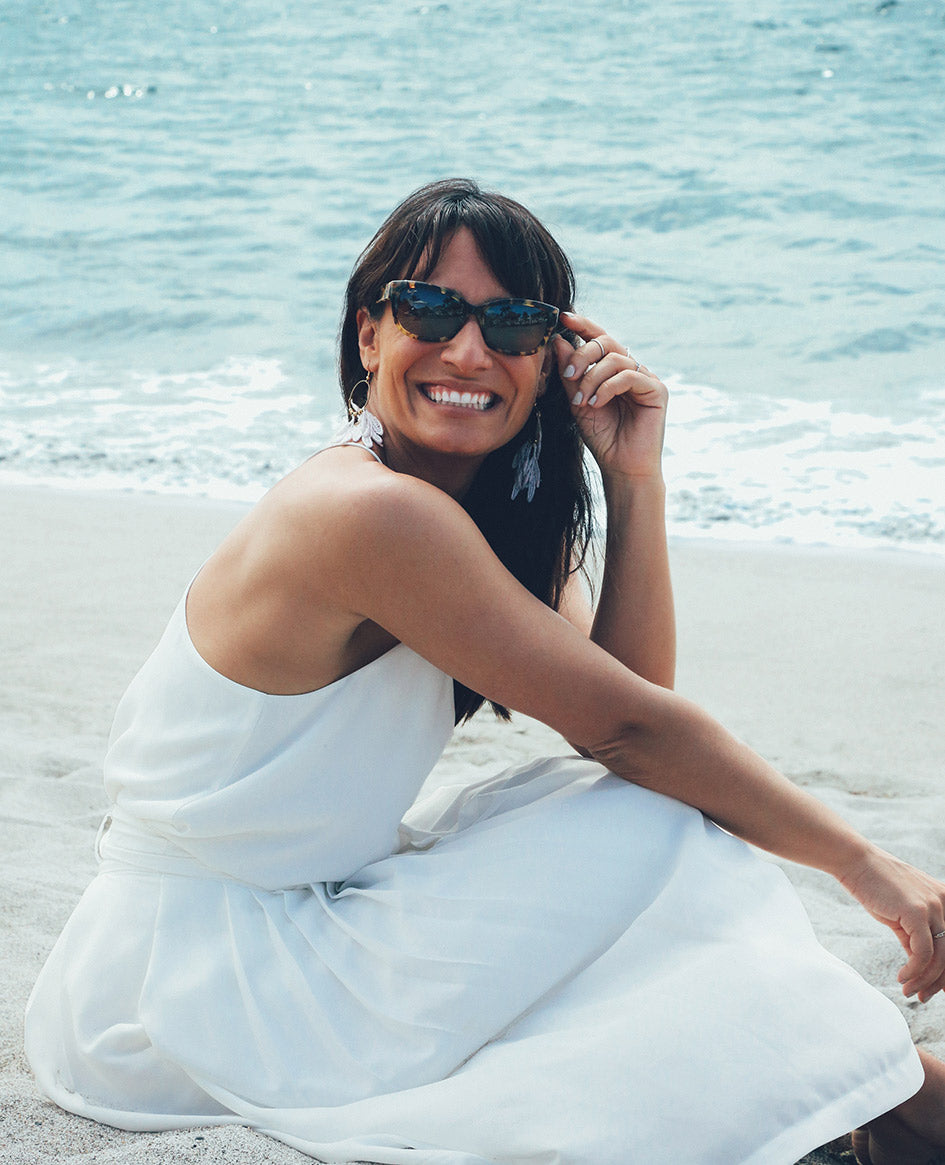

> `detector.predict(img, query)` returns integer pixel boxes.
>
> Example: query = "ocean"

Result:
[2,0,944,552]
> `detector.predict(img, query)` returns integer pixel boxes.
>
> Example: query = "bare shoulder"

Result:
[274,445,454,513]
[184,447,476,693]
[241,447,481,614]
[268,447,475,556]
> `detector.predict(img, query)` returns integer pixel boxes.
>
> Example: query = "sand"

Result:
[1,483,944,1164]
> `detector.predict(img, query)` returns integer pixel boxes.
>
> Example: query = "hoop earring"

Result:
[337,372,383,451]
[511,404,542,503]
[346,374,371,421]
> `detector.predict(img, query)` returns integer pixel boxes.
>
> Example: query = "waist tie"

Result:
[96,812,223,880]
[94,811,318,892]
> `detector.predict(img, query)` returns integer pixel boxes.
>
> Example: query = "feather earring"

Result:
[510,405,542,502]
[335,374,384,451]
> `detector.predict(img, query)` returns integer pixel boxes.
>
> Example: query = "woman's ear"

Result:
[356,307,380,374]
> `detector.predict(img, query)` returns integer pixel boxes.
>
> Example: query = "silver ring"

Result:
[588,337,606,363]
[933,930,945,941]
[634,359,641,371]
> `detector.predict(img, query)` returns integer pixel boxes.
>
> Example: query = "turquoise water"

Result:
[2,0,944,549]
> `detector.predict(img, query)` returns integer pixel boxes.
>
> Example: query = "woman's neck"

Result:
[381,434,484,500]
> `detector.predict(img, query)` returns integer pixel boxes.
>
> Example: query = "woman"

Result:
[25,179,945,1164]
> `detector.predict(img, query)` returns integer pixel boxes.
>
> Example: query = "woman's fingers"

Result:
[571,356,665,412]
[899,919,945,1000]
[919,965,945,1002]
[575,357,664,409]
[842,848,945,1003]
[553,330,657,410]
[555,331,621,386]
[891,895,945,999]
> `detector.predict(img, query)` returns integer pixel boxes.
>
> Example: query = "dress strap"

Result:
[327,438,385,465]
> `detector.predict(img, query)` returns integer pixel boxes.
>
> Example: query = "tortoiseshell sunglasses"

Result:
[377,281,560,356]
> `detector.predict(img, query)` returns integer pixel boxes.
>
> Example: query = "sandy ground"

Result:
[1,483,943,1164]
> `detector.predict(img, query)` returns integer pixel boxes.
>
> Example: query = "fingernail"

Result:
[571,391,583,406]
[588,394,598,407]
[564,364,576,379]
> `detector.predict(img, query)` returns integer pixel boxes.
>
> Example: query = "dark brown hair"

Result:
[339,178,594,722]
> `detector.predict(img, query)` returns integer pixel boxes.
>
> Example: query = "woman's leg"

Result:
[853,1050,945,1165]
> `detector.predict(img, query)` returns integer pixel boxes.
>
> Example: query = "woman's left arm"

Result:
[554,312,675,689]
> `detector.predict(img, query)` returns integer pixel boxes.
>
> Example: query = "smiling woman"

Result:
[23,178,945,1165]
[356,230,551,479]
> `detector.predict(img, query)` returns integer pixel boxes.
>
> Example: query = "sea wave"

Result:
[2,356,943,554]
[664,379,945,552]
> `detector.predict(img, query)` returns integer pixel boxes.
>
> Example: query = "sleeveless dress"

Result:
[25,453,923,1165]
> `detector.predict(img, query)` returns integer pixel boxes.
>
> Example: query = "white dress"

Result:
[25,538,923,1164]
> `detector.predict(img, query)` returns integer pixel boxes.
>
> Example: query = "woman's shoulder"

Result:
[268,447,467,540]
[244,448,477,599]
[185,448,467,692]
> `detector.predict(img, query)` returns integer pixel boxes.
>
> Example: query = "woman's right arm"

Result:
[553,317,676,690]
[303,467,945,1002]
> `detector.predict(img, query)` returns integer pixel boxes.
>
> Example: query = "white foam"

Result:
[2,360,944,554]
[662,376,945,554]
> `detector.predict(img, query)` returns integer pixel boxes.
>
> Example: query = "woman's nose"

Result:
[440,317,492,370]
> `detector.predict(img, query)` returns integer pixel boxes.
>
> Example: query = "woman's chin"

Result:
[409,414,509,459]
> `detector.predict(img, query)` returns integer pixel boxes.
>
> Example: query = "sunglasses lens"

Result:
[385,283,556,355]
[480,302,556,355]
[393,284,465,342]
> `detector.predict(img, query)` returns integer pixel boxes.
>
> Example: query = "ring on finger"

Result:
[587,337,610,363]
[934,930,945,940]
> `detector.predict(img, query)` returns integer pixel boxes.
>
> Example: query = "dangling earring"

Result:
[336,372,383,451]
[346,373,369,421]
[511,404,542,503]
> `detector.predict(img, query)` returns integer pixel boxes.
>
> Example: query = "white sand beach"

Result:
[2,484,943,1164]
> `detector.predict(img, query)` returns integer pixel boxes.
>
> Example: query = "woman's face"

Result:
[356,228,551,479]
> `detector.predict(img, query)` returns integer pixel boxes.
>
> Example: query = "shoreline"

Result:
[5,469,945,562]
[2,482,944,1164]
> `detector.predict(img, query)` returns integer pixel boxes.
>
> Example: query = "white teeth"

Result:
[424,387,495,410]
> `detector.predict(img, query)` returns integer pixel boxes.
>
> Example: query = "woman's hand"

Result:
[838,846,945,1002]
[553,311,668,483]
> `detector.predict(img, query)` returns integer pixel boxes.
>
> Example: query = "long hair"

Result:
[338,178,594,722]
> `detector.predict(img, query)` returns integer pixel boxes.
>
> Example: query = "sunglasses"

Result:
[377,280,560,356]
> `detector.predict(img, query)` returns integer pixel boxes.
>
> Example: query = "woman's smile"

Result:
[417,383,499,411]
